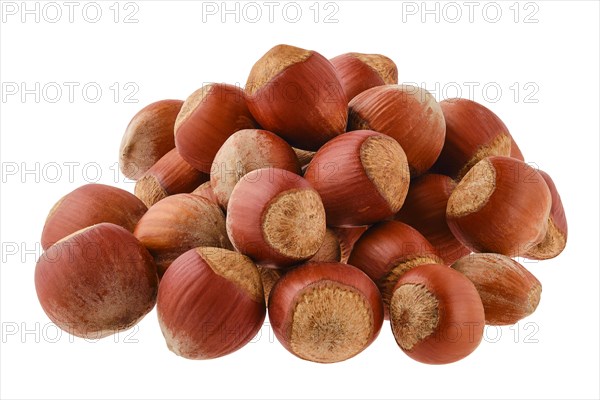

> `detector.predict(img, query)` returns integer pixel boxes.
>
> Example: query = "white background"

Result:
[1,1,599,399]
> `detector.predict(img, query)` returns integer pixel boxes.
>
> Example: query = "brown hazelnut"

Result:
[304,130,410,227]
[268,262,384,363]
[211,129,301,209]
[35,223,158,339]
[330,52,398,101]
[134,194,232,276]
[446,156,552,257]
[175,83,257,173]
[157,247,265,359]
[119,99,182,180]
[41,184,147,250]
[390,264,485,364]
[451,253,541,325]
[226,168,326,269]
[134,148,209,207]
[348,85,445,176]
[245,44,347,150]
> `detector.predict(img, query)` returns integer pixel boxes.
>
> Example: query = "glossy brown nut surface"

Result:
[395,174,470,264]
[348,85,445,176]
[446,156,552,257]
[135,148,209,208]
[433,98,512,180]
[269,262,384,363]
[175,83,257,173]
[41,183,147,250]
[451,253,541,325]
[330,52,397,102]
[134,194,232,276]
[245,44,347,151]
[226,168,326,269]
[35,223,158,339]
[119,99,182,180]
[157,247,265,359]
[390,264,485,364]
[304,130,410,227]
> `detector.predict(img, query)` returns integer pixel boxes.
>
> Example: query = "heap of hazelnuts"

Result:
[35,44,567,364]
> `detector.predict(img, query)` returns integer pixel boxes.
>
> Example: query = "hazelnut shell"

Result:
[245,44,347,150]
[157,247,265,359]
[451,253,542,325]
[446,156,552,257]
[134,194,232,276]
[35,223,158,339]
[268,262,384,363]
[390,264,485,364]
[119,99,182,180]
[348,85,445,176]
[41,184,147,250]
[304,130,410,227]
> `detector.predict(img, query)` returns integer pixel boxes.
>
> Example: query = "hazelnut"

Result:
[333,225,369,264]
[174,83,257,173]
[293,147,316,169]
[390,264,485,364]
[134,148,209,208]
[226,168,326,269]
[446,156,552,256]
[245,44,347,150]
[395,173,470,264]
[524,170,568,260]
[157,247,265,359]
[330,52,398,101]
[35,223,158,339]
[451,253,541,325]
[308,228,343,263]
[41,183,147,250]
[348,221,443,314]
[133,194,232,276]
[257,266,282,306]
[191,181,219,204]
[268,262,384,363]
[432,98,512,180]
[119,99,182,180]
[348,85,445,176]
[211,129,301,209]
[304,130,410,227]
